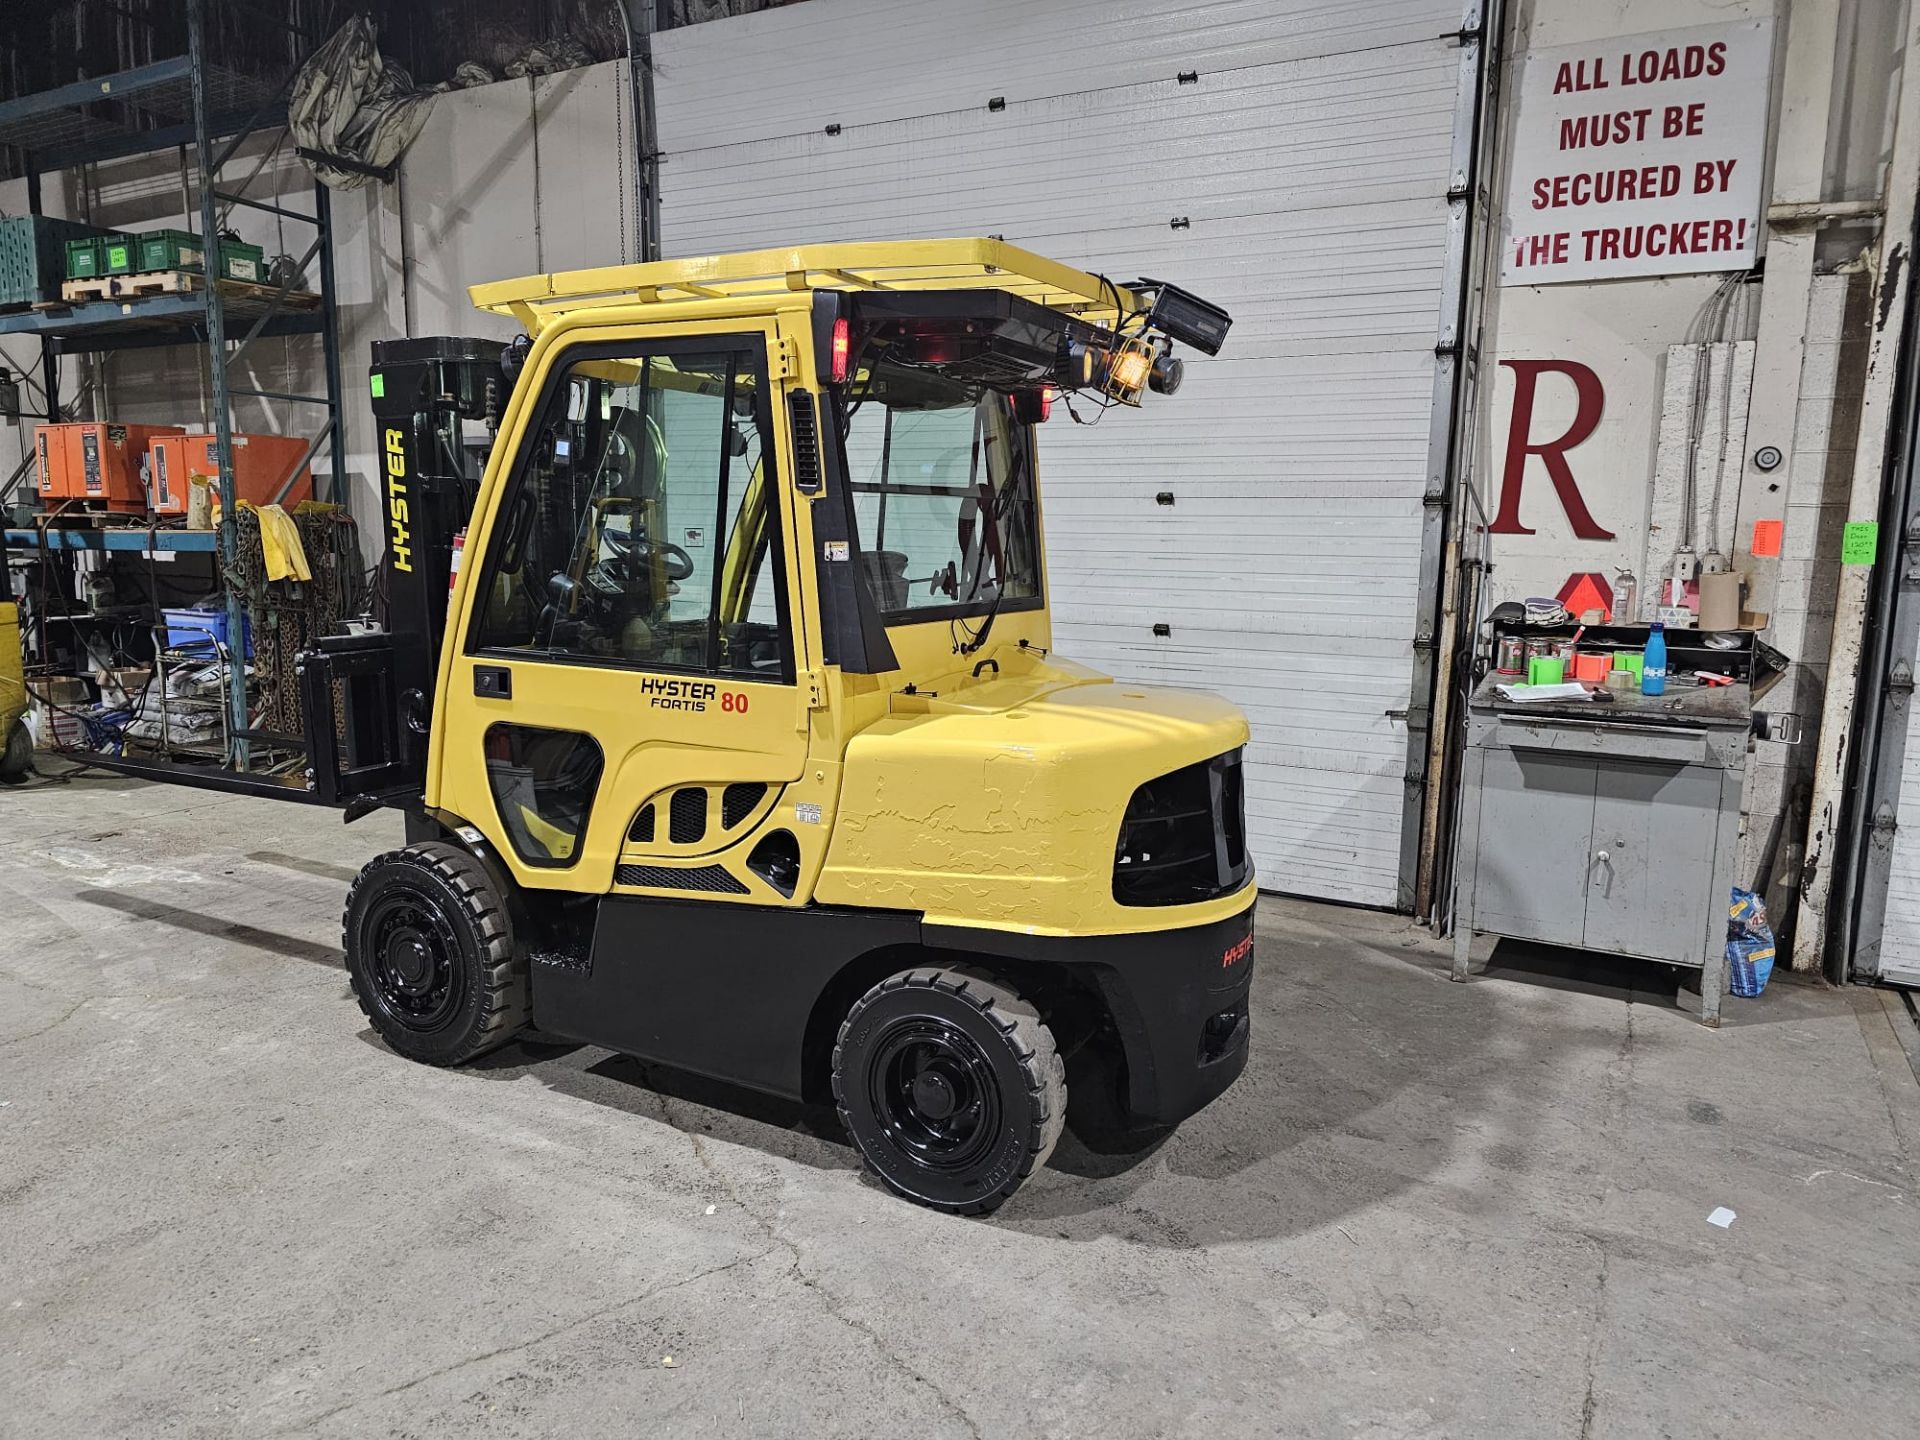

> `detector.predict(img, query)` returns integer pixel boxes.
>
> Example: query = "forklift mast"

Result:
[369,336,505,696]
[301,337,504,807]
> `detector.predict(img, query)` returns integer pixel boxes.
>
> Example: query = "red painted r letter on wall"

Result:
[1491,359,1614,539]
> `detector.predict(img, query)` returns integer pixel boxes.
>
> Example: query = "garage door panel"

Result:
[658,14,1465,906]
[664,49,1460,249]
[666,90,1456,231]
[1053,547,1425,593]
[656,0,1466,151]
[1249,771,1410,904]
[1050,520,1425,555]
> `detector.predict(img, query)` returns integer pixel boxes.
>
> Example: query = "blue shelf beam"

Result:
[0,290,326,355]
[0,56,196,140]
[0,56,288,171]
[5,527,221,553]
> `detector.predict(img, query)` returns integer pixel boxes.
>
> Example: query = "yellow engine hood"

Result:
[813,662,1252,936]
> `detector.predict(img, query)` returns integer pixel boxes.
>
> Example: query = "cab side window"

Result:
[470,344,788,680]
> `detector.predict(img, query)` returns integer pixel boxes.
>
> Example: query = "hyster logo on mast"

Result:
[384,428,412,572]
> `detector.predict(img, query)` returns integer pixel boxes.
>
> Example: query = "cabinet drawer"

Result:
[1493,718,1709,765]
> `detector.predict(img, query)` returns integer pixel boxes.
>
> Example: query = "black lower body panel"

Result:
[534,898,917,1100]
[536,894,1255,1127]
[925,902,1255,1129]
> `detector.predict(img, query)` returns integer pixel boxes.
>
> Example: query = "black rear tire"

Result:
[0,719,31,784]
[833,965,1066,1216]
[343,841,529,1066]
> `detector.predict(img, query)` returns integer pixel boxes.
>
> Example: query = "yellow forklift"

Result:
[123,240,1256,1213]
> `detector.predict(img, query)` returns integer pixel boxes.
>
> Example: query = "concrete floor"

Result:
[3,772,1920,1439]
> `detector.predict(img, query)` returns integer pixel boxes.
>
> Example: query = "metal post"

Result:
[1794,0,1920,976]
[619,0,663,262]
[1409,0,1497,919]
[1838,262,1920,980]
[25,166,59,431]
[188,0,250,768]
[1726,1,1841,622]
[312,178,348,510]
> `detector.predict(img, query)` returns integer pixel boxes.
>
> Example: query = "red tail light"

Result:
[830,316,850,383]
[1040,384,1057,420]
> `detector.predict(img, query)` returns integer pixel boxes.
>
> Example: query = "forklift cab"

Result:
[481,350,780,676]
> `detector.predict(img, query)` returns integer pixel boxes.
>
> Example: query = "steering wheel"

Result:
[601,526,695,582]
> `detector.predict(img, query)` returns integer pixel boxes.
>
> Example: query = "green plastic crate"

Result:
[219,239,266,284]
[64,237,107,280]
[136,229,205,274]
[100,235,137,276]
[0,216,117,303]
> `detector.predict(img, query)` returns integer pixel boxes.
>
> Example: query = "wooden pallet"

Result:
[59,276,118,302]
[56,269,320,310]
[115,268,204,297]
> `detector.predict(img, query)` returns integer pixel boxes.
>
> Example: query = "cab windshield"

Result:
[840,360,1041,622]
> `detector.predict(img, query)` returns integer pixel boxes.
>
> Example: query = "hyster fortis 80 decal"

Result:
[639,677,751,714]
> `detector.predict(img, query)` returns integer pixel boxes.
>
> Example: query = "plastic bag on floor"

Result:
[1727,887,1776,997]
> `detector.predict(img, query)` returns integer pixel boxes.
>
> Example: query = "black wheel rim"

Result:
[362,883,466,1033]
[867,1017,1003,1173]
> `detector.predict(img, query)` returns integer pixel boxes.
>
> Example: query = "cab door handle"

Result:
[474,665,513,699]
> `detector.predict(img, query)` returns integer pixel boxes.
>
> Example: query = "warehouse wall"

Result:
[1462,0,1905,924]
[1476,0,1897,603]
[336,60,638,527]
[0,60,640,540]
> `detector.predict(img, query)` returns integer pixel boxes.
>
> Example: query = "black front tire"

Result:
[833,965,1066,1216]
[343,842,529,1066]
[0,719,31,784]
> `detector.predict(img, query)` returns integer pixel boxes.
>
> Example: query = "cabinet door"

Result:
[1584,760,1723,964]
[1469,747,1597,947]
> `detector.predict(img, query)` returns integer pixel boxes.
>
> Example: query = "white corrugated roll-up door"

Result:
[652,0,1479,907]
[1865,707,1920,986]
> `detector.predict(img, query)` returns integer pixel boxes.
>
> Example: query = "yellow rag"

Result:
[254,503,313,583]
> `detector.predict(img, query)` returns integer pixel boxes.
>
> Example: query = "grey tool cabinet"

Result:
[1450,679,1751,1026]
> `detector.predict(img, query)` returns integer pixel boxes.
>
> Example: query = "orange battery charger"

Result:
[148,432,314,516]
[35,422,184,509]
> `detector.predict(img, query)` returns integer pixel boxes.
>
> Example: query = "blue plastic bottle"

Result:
[1642,621,1668,696]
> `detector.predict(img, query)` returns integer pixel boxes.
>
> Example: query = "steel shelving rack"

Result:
[0,0,349,768]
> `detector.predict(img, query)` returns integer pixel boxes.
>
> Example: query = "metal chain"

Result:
[615,45,630,265]
[229,508,357,742]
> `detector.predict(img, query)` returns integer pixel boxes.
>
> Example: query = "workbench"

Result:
[1450,652,1756,1026]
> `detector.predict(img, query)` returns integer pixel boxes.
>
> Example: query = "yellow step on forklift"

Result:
[126,239,1256,1214]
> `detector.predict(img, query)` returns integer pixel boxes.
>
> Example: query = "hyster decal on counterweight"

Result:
[385,427,412,572]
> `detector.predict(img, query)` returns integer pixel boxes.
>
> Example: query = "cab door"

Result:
[435,323,812,899]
